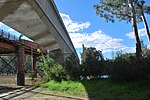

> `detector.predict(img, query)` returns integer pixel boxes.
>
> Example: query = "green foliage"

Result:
[94,0,150,61]
[37,55,69,82]
[49,64,70,82]
[81,45,104,78]
[40,80,86,96]
[109,56,137,81]
[40,79,150,100]
[24,54,32,72]
[65,55,81,80]
[109,46,150,82]
[141,40,150,58]
[26,70,37,80]
[94,0,150,23]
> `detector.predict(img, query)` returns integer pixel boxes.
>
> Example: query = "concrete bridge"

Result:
[0,0,79,64]
[0,0,79,86]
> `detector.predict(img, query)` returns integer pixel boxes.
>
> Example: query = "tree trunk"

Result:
[127,0,142,62]
[135,0,150,43]
[141,8,150,43]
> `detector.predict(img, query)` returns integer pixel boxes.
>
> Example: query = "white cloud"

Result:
[69,30,134,53]
[60,13,91,33]
[60,13,135,54]
[147,45,150,49]
[126,28,147,39]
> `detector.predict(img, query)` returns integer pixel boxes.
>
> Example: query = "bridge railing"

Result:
[0,29,47,54]
[0,29,19,41]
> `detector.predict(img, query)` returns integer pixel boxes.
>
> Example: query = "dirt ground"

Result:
[0,75,88,100]
[0,85,87,100]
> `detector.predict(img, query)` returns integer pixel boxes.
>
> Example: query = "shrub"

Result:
[109,54,150,82]
[37,56,69,82]
[49,64,70,82]
[109,57,137,81]
[65,57,81,80]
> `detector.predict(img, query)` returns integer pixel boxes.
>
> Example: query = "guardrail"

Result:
[0,29,19,41]
[0,29,47,54]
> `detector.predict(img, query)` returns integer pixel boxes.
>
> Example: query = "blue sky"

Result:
[0,22,31,41]
[54,0,150,59]
[0,0,150,59]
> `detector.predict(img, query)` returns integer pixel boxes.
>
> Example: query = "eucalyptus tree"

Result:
[135,0,150,43]
[81,45,104,78]
[94,0,150,62]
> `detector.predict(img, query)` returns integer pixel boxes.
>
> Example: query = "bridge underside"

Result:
[0,0,58,50]
[0,0,78,63]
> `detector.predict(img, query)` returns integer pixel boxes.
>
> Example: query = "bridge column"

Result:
[17,46,25,86]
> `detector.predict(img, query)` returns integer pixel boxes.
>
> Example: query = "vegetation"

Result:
[1,1,150,99]
[80,44,104,79]
[37,55,69,82]
[40,80,86,96]
[94,0,150,62]
[107,42,150,82]
[41,79,150,100]
[65,54,81,80]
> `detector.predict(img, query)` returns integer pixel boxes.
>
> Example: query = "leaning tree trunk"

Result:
[136,0,150,43]
[128,0,142,62]
[141,8,150,43]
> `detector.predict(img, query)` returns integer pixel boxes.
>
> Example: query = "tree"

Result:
[141,40,150,58]
[94,0,150,62]
[128,0,142,62]
[135,0,150,43]
[81,44,104,78]
[65,54,81,80]
[37,54,69,82]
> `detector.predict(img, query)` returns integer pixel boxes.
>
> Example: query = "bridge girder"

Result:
[0,0,79,63]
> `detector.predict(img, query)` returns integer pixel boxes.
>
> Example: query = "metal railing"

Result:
[0,29,47,54]
[0,29,19,41]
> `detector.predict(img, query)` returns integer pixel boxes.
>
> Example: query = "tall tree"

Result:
[135,0,150,43]
[81,44,104,78]
[94,0,150,61]
[127,0,142,62]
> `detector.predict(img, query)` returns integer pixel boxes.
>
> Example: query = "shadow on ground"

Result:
[80,79,150,100]
[0,85,87,100]
[0,85,39,100]
[0,86,21,94]
[0,75,85,100]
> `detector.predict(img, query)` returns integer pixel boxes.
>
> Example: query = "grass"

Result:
[40,79,150,100]
[40,80,87,97]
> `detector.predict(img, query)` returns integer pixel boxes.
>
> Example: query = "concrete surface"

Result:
[0,0,79,63]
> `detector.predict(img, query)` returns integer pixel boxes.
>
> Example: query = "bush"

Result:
[109,54,150,82]
[37,56,69,82]
[109,57,137,81]
[49,64,70,82]
[65,57,81,80]
[138,56,150,82]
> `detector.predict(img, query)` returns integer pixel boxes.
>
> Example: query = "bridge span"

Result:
[0,29,47,85]
[0,0,79,64]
